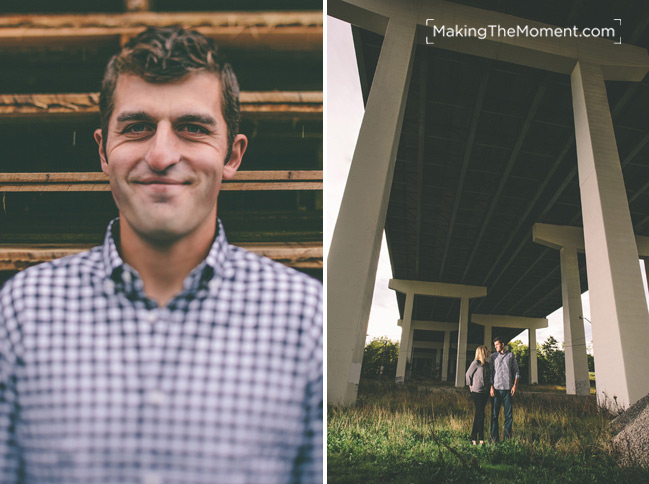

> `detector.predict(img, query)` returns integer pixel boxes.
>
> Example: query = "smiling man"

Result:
[0,27,322,484]
[489,336,520,442]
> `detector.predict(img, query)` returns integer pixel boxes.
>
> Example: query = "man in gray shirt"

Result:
[490,336,520,441]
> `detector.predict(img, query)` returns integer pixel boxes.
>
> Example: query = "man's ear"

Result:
[94,128,109,175]
[223,134,248,180]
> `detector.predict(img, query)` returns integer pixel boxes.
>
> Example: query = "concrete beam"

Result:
[534,222,649,256]
[398,319,460,332]
[533,223,585,250]
[389,279,487,299]
[471,314,549,330]
[412,341,482,350]
[412,341,444,349]
[330,0,649,81]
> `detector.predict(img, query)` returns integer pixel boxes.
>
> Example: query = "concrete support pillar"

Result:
[560,246,590,395]
[327,18,417,405]
[529,328,538,385]
[483,324,492,350]
[395,292,415,383]
[454,298,470,387]
[571,60,649,409]
[408,326,415,371]
[441,330,451,382]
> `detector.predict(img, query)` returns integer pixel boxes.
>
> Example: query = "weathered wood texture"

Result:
[0,92,323,119]
[0,241,323,270]
[0,12,323,50]
[0,171,323,191]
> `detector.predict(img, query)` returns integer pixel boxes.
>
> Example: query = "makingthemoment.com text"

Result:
[425,22,618,42]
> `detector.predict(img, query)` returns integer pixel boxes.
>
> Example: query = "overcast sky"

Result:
[326,16,649,351]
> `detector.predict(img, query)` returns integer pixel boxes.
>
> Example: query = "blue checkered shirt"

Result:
[0,219,323,484]
[489,349,520,391]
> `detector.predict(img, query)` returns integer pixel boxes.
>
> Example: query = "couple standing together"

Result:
[465,336,520,445]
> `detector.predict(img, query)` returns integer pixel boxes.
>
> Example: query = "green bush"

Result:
[361,337,399,379]
[538,336,566,384]
[509,336,573,385]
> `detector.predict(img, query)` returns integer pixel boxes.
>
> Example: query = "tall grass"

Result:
[328,380,649,483]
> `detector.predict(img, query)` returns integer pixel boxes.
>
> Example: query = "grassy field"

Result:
[327,379,649,483]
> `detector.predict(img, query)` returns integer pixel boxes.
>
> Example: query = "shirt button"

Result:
[122,271,132,283]
[142,472,163,484]
[147,311,157,324]
[104,280,115,293]
[147,390,166,406]
[208,279,220,291]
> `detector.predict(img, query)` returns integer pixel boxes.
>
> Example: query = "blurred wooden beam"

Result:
[0,91,323,120]
[0,241,323,270]
[0,170,323,192]
[0,12,323,51]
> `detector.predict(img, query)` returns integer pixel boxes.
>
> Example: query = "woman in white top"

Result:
[465,345,490,445]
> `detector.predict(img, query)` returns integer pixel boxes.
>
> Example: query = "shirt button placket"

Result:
[147,389,166,406]
[122,270,132,284]
[147,309,157,325]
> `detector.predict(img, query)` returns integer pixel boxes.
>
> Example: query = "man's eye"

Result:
[124,123,150,134]
[181,124,208,134]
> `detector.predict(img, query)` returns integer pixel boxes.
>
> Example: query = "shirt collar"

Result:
[101,218,232,297]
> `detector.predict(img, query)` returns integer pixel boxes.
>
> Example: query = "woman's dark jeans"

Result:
[470,391,489,441]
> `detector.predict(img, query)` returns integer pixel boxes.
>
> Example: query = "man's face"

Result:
[95,72,247,245]
[494,340,504,353]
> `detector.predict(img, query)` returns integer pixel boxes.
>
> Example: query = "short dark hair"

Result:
[493,335,505,345]
[99,26,240,157]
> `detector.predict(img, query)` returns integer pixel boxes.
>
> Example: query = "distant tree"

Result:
[538,336,566,384]
[508,339,530,384]
[362,337,399,378]
[587,353,595,372]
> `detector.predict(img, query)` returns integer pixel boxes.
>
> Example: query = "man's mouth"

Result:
[134,177,189,185]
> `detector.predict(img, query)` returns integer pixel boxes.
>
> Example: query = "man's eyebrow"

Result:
[115,111,155,124]
[176,114,217,126]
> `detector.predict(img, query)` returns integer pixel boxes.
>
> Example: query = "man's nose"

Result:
[144,123,181,172]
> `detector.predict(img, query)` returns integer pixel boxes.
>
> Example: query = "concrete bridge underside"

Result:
[328,0,649,411]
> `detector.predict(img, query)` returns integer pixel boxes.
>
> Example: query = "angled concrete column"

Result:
[395,292,415,383]
[571,60,649,409]
[529,328,538,384]
[560,246,590,395]
[327,17,417,406]
[455,297,470,387]
[441,330,451,382]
